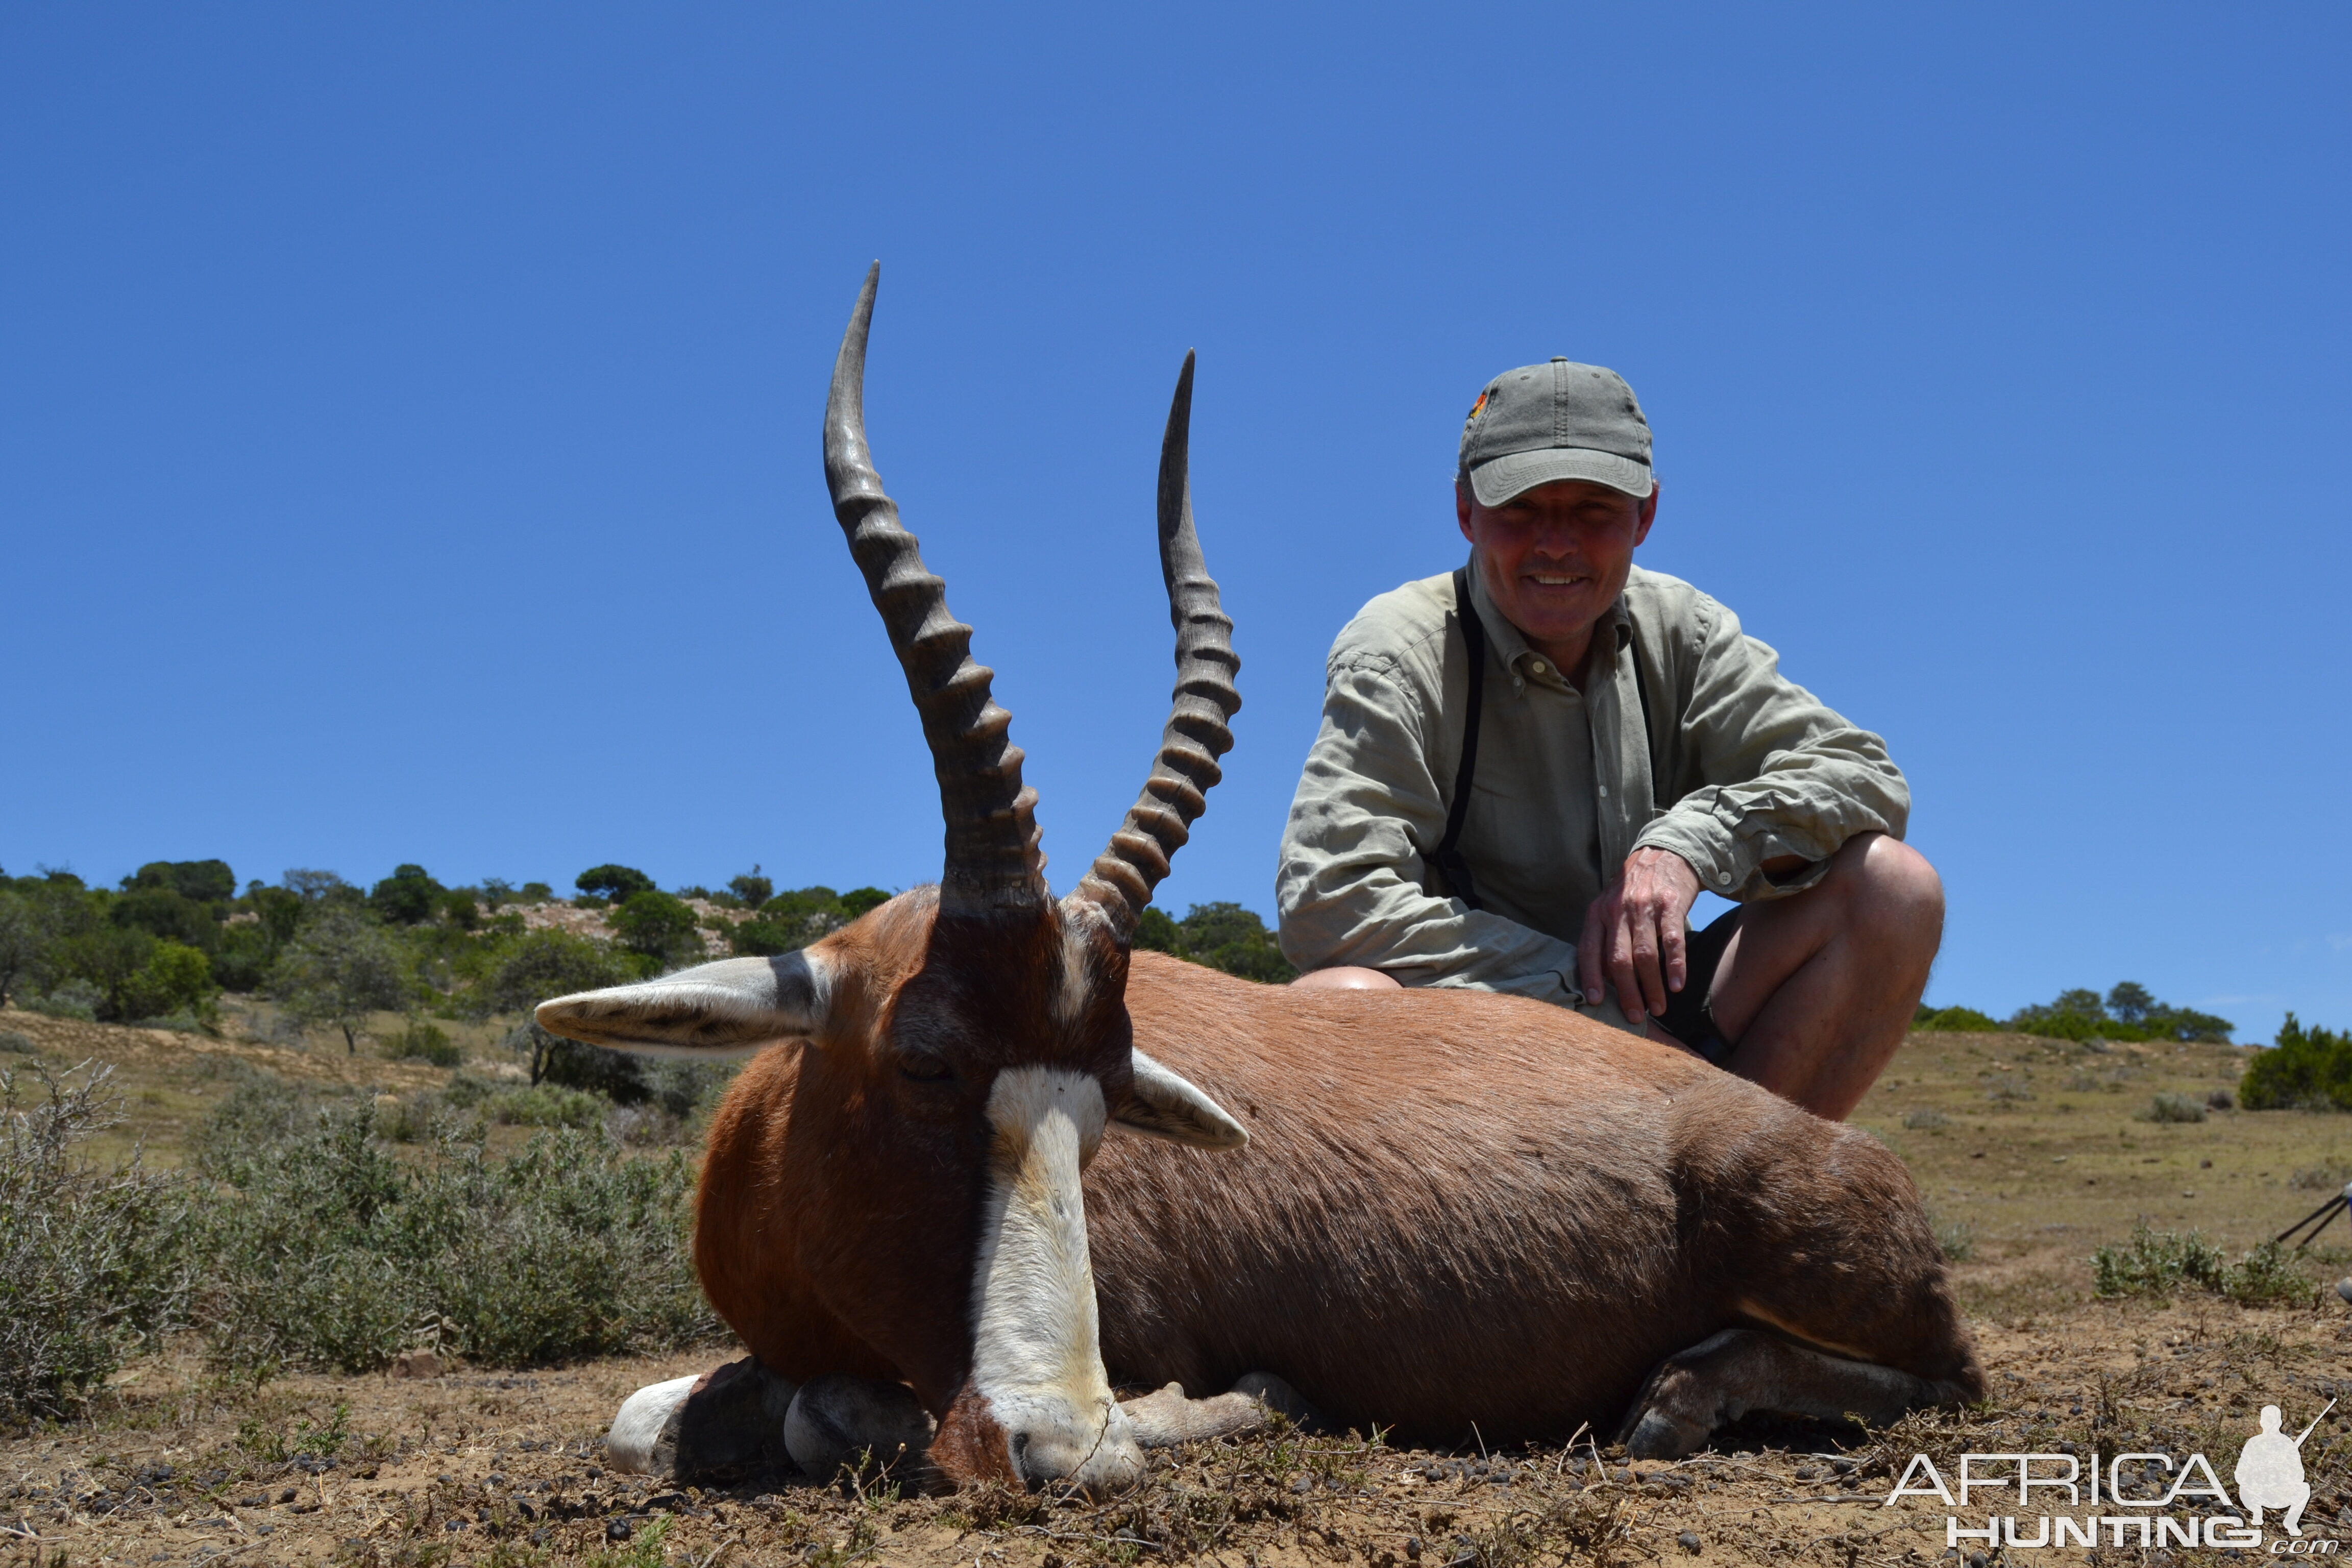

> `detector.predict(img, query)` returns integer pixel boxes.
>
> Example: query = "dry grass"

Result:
[4,1018,2351,1564]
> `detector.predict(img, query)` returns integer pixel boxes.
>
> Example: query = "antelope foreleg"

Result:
[1118,1372,1324,1448]
[1616,1330,1970,1460]
[607,1356,799,1479]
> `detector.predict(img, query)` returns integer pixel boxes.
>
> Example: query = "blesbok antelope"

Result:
[538,265,1984,1494]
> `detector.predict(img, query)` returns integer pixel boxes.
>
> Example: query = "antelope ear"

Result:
[535,951,831,1057]
[1113,1048,1248,1151]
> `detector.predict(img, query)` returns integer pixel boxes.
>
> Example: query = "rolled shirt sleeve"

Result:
[1628,594,1908,904]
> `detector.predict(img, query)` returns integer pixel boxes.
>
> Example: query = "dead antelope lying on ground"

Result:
[539,266,1984,1493]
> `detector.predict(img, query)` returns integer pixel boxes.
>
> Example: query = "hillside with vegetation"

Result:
[0,857,1293,1062]
[5,860,2351,1562]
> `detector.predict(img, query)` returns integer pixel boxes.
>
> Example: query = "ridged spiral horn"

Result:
[824,263,1046,914]
[1069,352,1242,939]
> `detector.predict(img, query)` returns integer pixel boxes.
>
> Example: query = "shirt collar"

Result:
[1463,552,1633,687]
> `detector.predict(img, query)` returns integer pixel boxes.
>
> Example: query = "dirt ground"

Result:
[6,1016,2352,1566]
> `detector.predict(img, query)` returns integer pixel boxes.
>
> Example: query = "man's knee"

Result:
[1291,966,1403,992]
[1833,834,1943,931]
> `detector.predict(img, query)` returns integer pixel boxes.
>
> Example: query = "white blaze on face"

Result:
[969,1065,1142,1491]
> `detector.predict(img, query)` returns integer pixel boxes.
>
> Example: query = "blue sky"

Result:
[3,5,2345,1038]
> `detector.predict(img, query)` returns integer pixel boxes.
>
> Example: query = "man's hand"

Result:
[1578,848,1703,1019]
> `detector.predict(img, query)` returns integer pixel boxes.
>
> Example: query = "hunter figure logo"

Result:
[2239,1402,2333,1536]
[1886,1396,2338,1551]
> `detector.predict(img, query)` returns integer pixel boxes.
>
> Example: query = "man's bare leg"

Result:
[1703,833,1942,1120]
[1291,966,1402,991]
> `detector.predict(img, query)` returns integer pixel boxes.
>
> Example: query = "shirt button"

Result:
[1597,784,1608,797]
[1718,871,1733,885]
[1530,659,1546,674]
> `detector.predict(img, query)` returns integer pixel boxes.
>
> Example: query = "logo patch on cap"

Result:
[1467,389,1492,420]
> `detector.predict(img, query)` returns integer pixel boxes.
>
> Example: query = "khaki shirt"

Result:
[1275,559,1909,1027]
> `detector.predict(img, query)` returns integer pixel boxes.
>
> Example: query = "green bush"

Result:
[2092,1223,2314,1305]
[109,888,218,953]
[21,984,99,1021]
[479,929,636,1020]
[384,1018,461,1067]
[487,1084,605,1129]
[2241,1013,2352,1111]
[209,918,278,992]
[611,891,703,964]
[123,940,218,1024]
[1134,902,1296,983]
[2223,1240,2316,1308]
[505,1019,653,1104]
[2137,1091,2207,1124]
[193,1099,716,1372]
[840,887,891,919]
[1913,1006,1999,1032]
[2093,1224,2227,1298]
[0,1063,192,1420]
[727,871,773,910]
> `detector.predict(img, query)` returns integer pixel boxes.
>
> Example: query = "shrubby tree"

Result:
[575,865,655,904]
[271,906,411,1052]
[126,860,236,907]
[727,869,773,910]
[2002,981,2232,1044]
[2106,982,2155,1025]
[283,869,352,903]
[370,864,444,925]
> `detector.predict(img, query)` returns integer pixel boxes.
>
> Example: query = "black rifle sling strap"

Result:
[1433,566,1487,910]
[1433,567,1663,912]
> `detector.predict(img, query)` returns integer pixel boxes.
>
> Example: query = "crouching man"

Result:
[1275,357,1940,1120]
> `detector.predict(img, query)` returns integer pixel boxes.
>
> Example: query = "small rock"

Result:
[1678,1530,1703,1554]
[605,1517,633,1542]
[2335,1278,2352,1305]
[392,1351,444,1380]
[1404,1539,1423,1561]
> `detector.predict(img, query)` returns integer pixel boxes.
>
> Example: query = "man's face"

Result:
[1456,477,1658,654]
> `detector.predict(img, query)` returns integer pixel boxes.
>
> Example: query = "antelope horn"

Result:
[1069,352,1242,939]
[824,263,1045,914]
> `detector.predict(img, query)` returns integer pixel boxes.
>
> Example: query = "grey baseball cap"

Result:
[1458,357,1653,505]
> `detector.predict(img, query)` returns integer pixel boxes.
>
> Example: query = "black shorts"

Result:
[1653,905,1741,1065]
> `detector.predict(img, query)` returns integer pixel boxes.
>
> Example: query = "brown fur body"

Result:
[693,937,1980,1447]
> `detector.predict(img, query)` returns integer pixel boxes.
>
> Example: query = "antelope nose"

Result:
[1007,1407,1144,1496]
